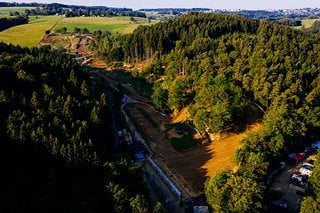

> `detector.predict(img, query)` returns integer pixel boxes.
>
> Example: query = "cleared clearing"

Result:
[201,123,262,177]
[125,101,262,195]
[0,15,62,47]
[301,19,320,28]
[294,18,320,30]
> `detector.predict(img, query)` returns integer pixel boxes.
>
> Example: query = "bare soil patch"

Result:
[40,34,92,56]
[126,102,262,196]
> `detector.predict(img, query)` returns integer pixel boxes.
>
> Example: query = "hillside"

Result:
[93,13,320,211]
[0,43,152,212]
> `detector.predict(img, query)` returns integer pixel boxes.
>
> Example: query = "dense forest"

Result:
[92,13,320,211]
[0,43,157,212]
[308,20,320,34]
[0,16,28,32]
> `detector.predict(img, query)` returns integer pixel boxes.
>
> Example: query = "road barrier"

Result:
[147,156,182,199]
[121,100,182,199]
[121,101,154,155]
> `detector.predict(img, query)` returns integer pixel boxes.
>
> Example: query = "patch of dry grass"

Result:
[201,123,262,177]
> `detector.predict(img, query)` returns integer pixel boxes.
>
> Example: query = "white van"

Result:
[299,163,314,176]
[299,167,313,176]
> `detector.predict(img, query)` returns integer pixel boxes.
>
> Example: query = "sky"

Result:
[4,0,320,10]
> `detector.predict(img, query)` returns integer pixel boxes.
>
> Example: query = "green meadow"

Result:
[0,15,62,47]
[293,18,320,30]
[55,16,154,34]
[0,15,157,47]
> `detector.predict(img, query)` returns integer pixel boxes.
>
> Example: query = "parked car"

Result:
[291,174,305,182]
[304,160,314,165]
[288,152,306,163]
[302,162,314,168]
[299,167,313,177]
[299,163,314,177]
[311,141,320,149]
[294,152,306,161]
[290,174,308,188]
[304,146,313,154]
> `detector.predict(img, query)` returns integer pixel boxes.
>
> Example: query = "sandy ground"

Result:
[126,103,262,196]
[40,34,92,57]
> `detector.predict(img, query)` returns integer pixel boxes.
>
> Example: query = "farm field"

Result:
[0,7,34,17]
[0,15,62,47]
[0,16,157,47]
[301,19,320,28]
[55,16,156,34]
[294,18,320,29]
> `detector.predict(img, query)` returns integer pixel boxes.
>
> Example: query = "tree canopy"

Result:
[91,12,320,211]
[0,43,151,212]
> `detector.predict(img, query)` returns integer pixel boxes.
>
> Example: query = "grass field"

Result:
[0,7,34,17]
[0,15,62,47]
[293,19,320,30]
[302,19,320,28]
[55,16,155,34]
[170,123,197,152]
[0,15,157,47]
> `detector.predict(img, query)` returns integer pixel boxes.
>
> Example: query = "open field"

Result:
[0,7,34,17]
[301,19,320,28]
[0,16,157,48]
[293,18,320,30]
[55,16,156,34]
[0,15,62,47]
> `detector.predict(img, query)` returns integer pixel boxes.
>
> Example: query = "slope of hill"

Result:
[93,12,320,211]
[0,43,152,212]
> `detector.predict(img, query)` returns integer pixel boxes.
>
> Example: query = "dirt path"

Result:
[37,17,64,46]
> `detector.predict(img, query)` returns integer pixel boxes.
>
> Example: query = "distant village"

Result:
[0,2,319,20]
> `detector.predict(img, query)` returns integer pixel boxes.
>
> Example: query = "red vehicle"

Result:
[293,152,306,162]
